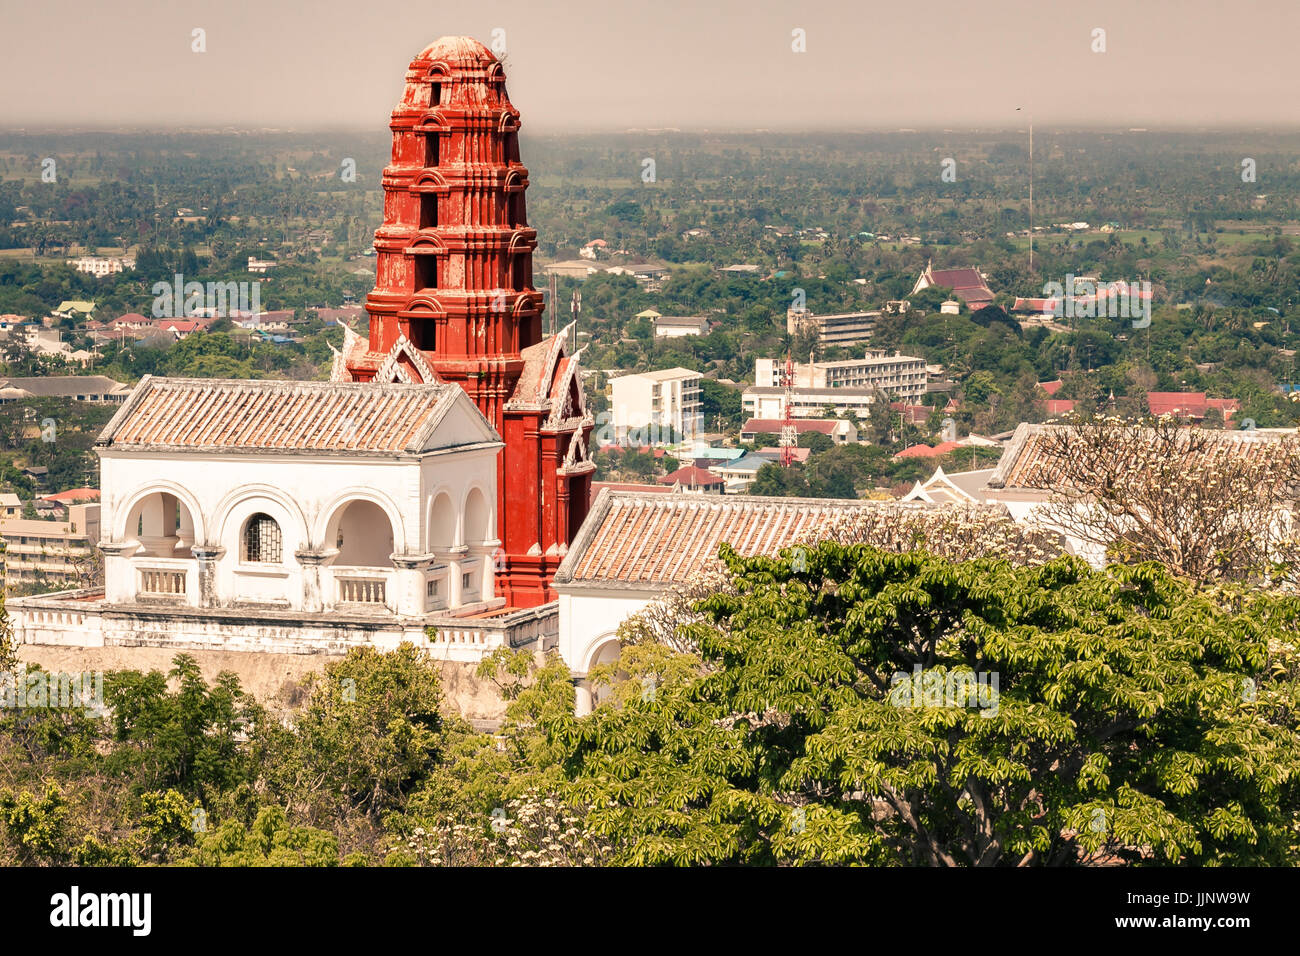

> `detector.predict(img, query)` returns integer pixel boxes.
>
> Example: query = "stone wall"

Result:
[16,644,508,723]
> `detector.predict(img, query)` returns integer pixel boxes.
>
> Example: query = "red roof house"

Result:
[894,441,964,459]
[656,465,725,490]
[1146,391,1240,423]
[912,261,996,309]
[39,487,101,504]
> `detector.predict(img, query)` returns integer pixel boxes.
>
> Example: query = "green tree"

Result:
[104,655,260,796]
[256,643,443,823]
[698,378,743,429]
[183,805,341,867]
[748,462,809,497]
[553,544,1300,866]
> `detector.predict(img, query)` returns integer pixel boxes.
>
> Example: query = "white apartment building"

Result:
[786,307,878,347]
[70,256,136,277]
[610,367,703,443]
[1,504,101,593]
[754,351,927,405]
[742,385,880,421]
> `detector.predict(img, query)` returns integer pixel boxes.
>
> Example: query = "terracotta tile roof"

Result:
[1146,391,1241,420]
[656,465,725,486]
[889,402,931,425]
[39,488,100,503]
[590,481,674,505]
[894,441,963,459]
[989,422,1288,492]
[555,491,878,586]
[1044,399,1076,414]
[1038,379,1064,396]
[98,375,485,454]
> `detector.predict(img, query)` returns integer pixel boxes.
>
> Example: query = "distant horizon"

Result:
[4,124,1300,137]
[3,0,1298,129]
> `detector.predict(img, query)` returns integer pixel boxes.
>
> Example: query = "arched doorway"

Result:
[123,491,196,557]
[325,499,396,608]
[121,491,198,599]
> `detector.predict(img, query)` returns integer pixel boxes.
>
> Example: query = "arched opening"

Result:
[586,638,623,710]
[329,500,395,568]
[124,491,196,557]
[463,486,491,546]
[242,512,283,564]
[419,194,438,229]
[414,255,438,291]
[428,492,455,551]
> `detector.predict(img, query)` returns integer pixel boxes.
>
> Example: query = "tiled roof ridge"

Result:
[554,489,926,587]
[96,374,484,454]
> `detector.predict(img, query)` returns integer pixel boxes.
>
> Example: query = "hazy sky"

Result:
[2,0,1298,130]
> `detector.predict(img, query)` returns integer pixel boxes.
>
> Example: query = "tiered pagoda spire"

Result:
[341,36,594,607]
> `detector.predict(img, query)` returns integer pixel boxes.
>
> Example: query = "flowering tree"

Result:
[815,503,1064,565]
[397,791,618,867]
[1032,417,1300,585]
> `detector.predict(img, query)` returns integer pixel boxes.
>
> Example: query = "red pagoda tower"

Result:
[339,36,594,607]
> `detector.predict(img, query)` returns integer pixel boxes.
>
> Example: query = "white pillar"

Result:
[574,680,593,717]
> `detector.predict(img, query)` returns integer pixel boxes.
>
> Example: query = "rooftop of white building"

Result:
[97,375,499,455]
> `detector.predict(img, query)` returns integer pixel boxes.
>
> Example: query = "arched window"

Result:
[243,513,282,564]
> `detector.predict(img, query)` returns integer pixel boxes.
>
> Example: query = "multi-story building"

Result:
[786,307,878,347]
[742,385,880,421]
[611,368,703,443]
[70,256,135,277]
[751,351,927,415]
[1,503,101,593]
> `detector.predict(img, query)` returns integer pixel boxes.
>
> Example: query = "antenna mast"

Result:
[780,350,797,466]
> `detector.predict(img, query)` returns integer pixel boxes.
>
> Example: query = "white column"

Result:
[574,679,593,717]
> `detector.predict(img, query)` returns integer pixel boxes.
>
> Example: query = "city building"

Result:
[709,451,783,493]
[544,259,601,279]
[894,441,964,459]
[742,384,880,421]
[70,256,135,277]
[911,261,995,310]
[640,310,709,337]
[786,307,878,347]
[610,368,703,443]
[1,503,100,593]
[740,417,858,444]
[755,353,926,402]
[1145,391,1240,424]
[52,300,96,320]
[655,465,725,494]
[0,375,132,404]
